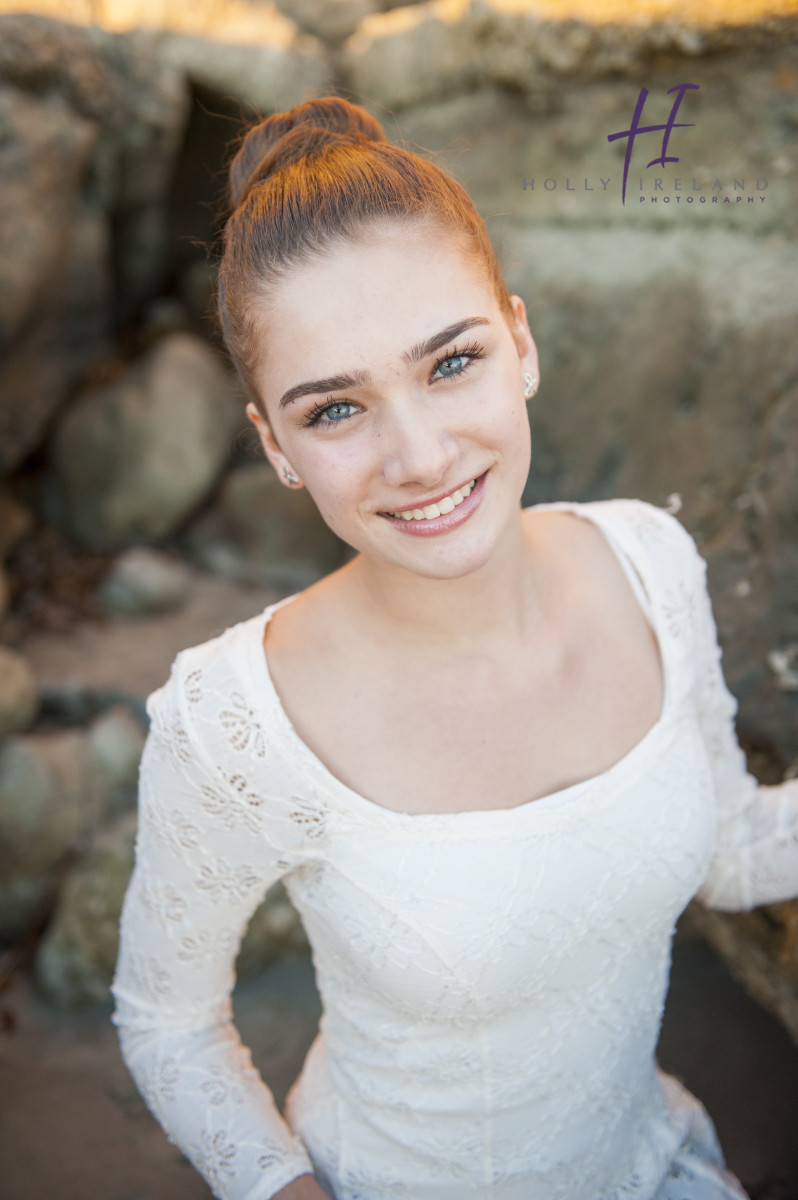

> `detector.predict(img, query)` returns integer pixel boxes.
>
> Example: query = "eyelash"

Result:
[300,340,487,429]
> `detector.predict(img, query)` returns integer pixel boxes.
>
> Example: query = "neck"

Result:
[337,508,548,656]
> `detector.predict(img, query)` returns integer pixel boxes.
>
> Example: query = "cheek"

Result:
[297,446,371,519]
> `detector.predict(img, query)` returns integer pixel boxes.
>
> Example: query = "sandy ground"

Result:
[1,921,797,1200]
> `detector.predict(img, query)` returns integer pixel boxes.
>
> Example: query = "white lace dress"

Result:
[111,498,798,1200]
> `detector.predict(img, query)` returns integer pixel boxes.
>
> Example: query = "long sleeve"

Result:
[111,657,315,1200]
[686,538,798,912]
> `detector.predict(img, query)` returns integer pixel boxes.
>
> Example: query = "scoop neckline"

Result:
[245,499,675,825]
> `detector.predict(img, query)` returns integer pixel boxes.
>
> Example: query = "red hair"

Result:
[217,97,515,412]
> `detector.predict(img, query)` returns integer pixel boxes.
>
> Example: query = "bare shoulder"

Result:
[262,565,356,672]
[522,506,634,604]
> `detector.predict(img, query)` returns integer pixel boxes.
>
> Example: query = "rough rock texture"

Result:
[494,227,798,764]
[49,333,245,549]
[688,900,798,1049]
[0,645,39,740]
[132,23,332,114]
[183,461,349,589]
[35,811,309,1008]
[343,0,797,134]
[273,0,378,44]
[0,706,145,941]
[0,14,190,474]
[97,546,193,618]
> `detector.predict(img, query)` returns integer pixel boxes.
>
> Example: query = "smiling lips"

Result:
[384,477,477,521]
[378,471,487,536]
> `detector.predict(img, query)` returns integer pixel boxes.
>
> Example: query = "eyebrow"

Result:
[277,316,492,409]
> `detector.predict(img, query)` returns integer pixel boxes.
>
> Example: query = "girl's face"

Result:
[247,221,539,581]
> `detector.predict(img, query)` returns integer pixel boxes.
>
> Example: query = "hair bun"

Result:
[229,97,386,208]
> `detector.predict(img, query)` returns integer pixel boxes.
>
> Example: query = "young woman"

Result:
[112,97,798,1200]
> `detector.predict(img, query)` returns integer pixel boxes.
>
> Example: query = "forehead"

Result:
[258,222,497,369]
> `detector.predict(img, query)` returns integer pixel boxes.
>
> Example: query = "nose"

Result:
[378,393,459,491]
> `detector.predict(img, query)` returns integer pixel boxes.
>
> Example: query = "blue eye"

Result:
[435,355,467,377]
[302,400,358,428]
[300,340,486,429]
[431,340,486,382]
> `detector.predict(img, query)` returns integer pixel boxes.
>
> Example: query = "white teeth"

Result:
[388,478,478,521]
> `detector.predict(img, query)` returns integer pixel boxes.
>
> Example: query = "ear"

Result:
[245,402,304,488]
[508,295,540,385]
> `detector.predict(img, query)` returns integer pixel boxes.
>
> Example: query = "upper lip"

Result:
[380,471,484,514]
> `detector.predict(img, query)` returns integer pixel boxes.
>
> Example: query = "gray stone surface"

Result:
[0,645,38,740]
[85,704,147,821]
[273,0,378,44]
[135,23,333,114]
[0,707,145,943]
[35,812,308,1009]
[493,226,798,764]
[0,14,189,474]
[0,727,100,941]
[97,546,193,618]
[183,461,349,590]
[49,333,245,549]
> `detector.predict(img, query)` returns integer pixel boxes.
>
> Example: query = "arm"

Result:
[111,662,317,1200]
[687,540,798,911]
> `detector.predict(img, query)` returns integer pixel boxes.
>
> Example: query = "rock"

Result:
[49,333,245,549]
[183,461,348,590]
[136,24,331,116]
[85,704,147,821]
[35,812,138,1009]
[0,14,189,474]
[687,901,798,1050]
[0,707,145,942]
[97,547,193,618]
[0,646,39,740]
[35,813,308,1008]
[273,0,378,45]
[342,1,792,116]
[0,728,99,941]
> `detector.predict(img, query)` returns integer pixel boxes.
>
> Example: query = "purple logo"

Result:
[607,83,699,205]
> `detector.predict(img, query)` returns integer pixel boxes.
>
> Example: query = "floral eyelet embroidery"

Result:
[219,691,267,757]
[184,668,204,705]
[191,1129,237,1188]
[289,793,328,839]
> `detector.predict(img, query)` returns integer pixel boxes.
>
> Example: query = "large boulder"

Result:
[0,705,145,942]
[183,461,349,590]
[0,14,189,475]
[136,23,331,114]
[35,812,309,1009]
[97,546,194,618]
[49,333,245,549]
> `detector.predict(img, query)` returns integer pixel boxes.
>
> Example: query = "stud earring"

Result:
[282,466,301,485]
[523,372,538,399]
